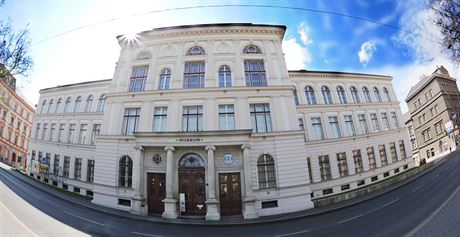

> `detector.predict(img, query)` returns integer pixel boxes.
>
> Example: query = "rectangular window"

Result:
[358,114,369,134]
[78,124,87,144]
[49,123,56,141]
[218,105,235,130]
[87,160,95,183]
[244,60,267,86]
[182,105,203,131]
[344,115,355,136]
[371,176,378,182]
[389,142,398,162]
[42,123,48,140]
[329,116,341,138]
[183,61,205,88]
[341,184,350,191]
[435,121,443,135]
[68,124,76,143]
[367,147,376,170]
[370,113,380,132]
[91,124,101,144]
[399,140,407,158]
[358,180,365,186]
[379,144,388,166]
[63,156,70,178]
[53,155,60,175]
[311,117,324,140]
[306,157,313,182]
[129,65,148,92]
[322,188,333,195]
[153,107,168,132]
[381,113,390,130]
[319,155,331,181]
[336,152,348,177]
[261,200,278,209]
[250,104,272,133]
[74,158,82,180]
[122,108,141,135]
[390,112,398,128]
[353,149,363,173]
[58,124,65,143]
[422,128,432,141]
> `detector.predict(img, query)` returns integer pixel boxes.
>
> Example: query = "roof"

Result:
[288,70,392,79]
[405,66,453,102]
[39,79,112,93]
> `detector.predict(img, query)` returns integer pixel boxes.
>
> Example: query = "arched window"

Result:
[363,87,372,103]
[40,100,47,114]
[257,154,276,189]
[63,97,71,113]
[305,86,317,105]
[84,95,93,112]
[374,87,382,102]
[158,68,171,90]
[350,86,360,103]
[337,86,348,104]
[97,95,106,112]
[179,153,205,167]
[47,99,54,113]
[186,46,205,55]
[55,98,62,113]
[218,65,232,87]
[383,87,391,102]
[119,156,133,188]
[322,86,333,104]
[73,96,82,112]
[243,44,262,54]
[136,51,151,60]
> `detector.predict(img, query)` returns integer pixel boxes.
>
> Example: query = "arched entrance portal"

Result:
[178,153,206,216]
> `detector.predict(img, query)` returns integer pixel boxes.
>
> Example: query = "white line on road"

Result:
[380,198,399,208]
[131,231,164,237]
[431,174,440,181]
[274,229,311,237]
[0,198,40,237]
[337,214,364,224]
[64,211,105,226]
[411,185,425,193]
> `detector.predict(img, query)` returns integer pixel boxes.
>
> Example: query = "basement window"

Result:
[322,188,333,195]
[383,172,390,178]
[341,184,350,191]
[73,187,80,193]
[357,180,365,186]
[404,165,408,170]
[261,200,278,209]
[63,184,68,190]
[118,198,131,206]
[371,176,378,182]
[394,168,400,173]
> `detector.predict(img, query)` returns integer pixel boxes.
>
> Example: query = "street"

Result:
[1,154,459,237]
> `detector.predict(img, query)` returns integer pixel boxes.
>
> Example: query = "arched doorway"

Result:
[178,153,206,216]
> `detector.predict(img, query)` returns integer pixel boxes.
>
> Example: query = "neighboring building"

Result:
[404,112,420,165]
[27,23,412,220]
[406,66,460,163]
[0,64,34,170]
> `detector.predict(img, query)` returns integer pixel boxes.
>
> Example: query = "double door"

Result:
[219,173,242,216]
[178,168,206,216]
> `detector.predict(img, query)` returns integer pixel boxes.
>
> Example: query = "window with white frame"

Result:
[153,107,168,132]
[182,106,203,132]
[311,117,324,140]
[353,149,363,173]
[243,44,262,54]
[218,65,232,87]
[250,104,272,133]
[257,154,276,189]
[119,156,133,187]
[389,142,397,162]
[35,123,40,139]
[68,124,76,143]
[322,86,333,104]
[49,123,56,141]
[244,60,266,86]
[370,113,380,132]
[358,114,369,134]
[87,160,95,183]
[73,96,82,112]
[218,105,235,130]
[306,158,313,182]
[305,86,317,105]
[55,98,62,113]
[58,124,65,142]
[42,123,48,140]
[350,86,360,103]
[337,152,348,177]
[363,87,372,103]
[319,155,331,181]
[391,112,399,128]
[187,46,205,55]
[383,87,391,102]
[329,116,341,138]
[97,95,106,112]
[78,124,87,144]
[344,115,356,136]
[379,144,388,166]
[84,95,93,112]
[129,65,148,92]
[374,87,382,102]
[74,158,82,180]
[337,86,347,104]
[122,108,141,135]
[91,124,101,144]
[381,112,390,130]
[40,100,46,114]
[399,140,407,158]
[63,156,70,178]
[47,99,53,113]
[422,128,432,141]
[434,121,443,135]
[159,68,171,90]
[183,61,205,88]
[367,147,376,170]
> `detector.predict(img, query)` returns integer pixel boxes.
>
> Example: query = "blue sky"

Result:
[1,0,459,112]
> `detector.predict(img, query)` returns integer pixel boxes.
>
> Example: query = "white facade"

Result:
[27,23,412,220]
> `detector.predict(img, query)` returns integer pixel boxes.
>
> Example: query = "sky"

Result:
[1,0,459,113]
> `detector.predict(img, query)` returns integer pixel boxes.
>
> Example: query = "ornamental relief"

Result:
[143,150,166,168]
[215,40,232,53]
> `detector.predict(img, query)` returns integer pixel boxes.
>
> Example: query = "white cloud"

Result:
[358,41,377,67]
[282,38,311,70]
[298,21,313,45]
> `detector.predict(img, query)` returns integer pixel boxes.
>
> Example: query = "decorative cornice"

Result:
[288,71,392,81]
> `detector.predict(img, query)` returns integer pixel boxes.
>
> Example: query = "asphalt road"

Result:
[0,154,459,237]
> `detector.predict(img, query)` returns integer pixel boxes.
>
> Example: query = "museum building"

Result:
[26,23,413,220]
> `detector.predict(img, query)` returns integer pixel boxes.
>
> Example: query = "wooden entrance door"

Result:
[147,173,166,214]
[219,172,242,216]
[179,168,206,216]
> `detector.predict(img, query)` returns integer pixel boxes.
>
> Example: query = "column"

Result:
[205,145,219,220]
[346,151,356,176]
[130,145,146,215]
[241,144,258,219]
[329,153,340,179]
[162,146,178,219]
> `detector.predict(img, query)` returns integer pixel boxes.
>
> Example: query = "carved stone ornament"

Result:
[152,154,162,164]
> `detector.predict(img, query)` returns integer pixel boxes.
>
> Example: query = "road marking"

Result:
[64,211,105,226]
[337,214,364,224]
[430,174,440,181]
[445,165,452,171]
[131,231,164,237]
[380,198,399,208]
[274,229,311,237]
[404,185,460,237]
[411,185,424,193]
[0,197,40,237]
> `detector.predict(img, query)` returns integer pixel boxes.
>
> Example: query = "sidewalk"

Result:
[0,155,450,226]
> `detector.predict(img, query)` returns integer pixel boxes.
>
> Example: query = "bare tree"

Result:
[429,0,460,64]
